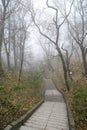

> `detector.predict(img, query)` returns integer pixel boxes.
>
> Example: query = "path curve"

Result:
[19,79,69,130]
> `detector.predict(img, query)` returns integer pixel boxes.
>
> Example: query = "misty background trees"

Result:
[0,0,33,79]
[0,0,87,90]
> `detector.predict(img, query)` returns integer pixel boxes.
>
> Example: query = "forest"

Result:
[0,0,87,130]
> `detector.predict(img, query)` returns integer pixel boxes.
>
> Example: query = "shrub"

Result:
[0,86,4,91]
[71,82,87,121]
[12,85,25,91]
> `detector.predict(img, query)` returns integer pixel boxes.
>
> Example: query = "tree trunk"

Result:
[62,59,70,91]
[7,53,10,70]
[18,33,26,85]
[8,15,11,70]
[66,60,73,81]
[0,24,4,75]
[0,46,4,75]
[0,5,7,75]
[4,41,11,70]
[81,47,87,75]
[13,30,17,69]
[82,52,87,75]
[56,46,70,91]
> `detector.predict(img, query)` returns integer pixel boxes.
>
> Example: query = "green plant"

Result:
[68,79,73,87]
[28,69,43,88]
[12,85,25,91]
[71,82,87,121]
[0,86,4,90]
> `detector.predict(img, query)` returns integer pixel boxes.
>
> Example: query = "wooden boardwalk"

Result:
[19,79,69,130]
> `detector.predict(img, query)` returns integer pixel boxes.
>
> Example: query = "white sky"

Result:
[33,0,46,11]
[27,0,47,61]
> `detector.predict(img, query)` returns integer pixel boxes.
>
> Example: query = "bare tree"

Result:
[39,39,54,72]
[0,0,22,73]
[17,29,26,84]
[31,0,74,90]
[67,0,87,75]
[0,0,11,74]
[17,23,29,84]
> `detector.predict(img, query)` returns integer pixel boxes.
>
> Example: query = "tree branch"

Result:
[31,12,56,45]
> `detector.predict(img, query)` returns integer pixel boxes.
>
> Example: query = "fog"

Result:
[25,0,69,62]
[0,0,87,72]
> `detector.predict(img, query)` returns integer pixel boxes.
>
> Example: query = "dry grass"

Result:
[49,63,87,130]
[0,71,43,129]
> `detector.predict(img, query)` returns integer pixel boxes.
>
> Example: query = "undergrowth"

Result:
[71,80,87,130]
[51,71,87,130]
[0,69,43,129]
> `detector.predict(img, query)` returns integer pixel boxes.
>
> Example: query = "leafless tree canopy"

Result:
[0,0,87,89]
